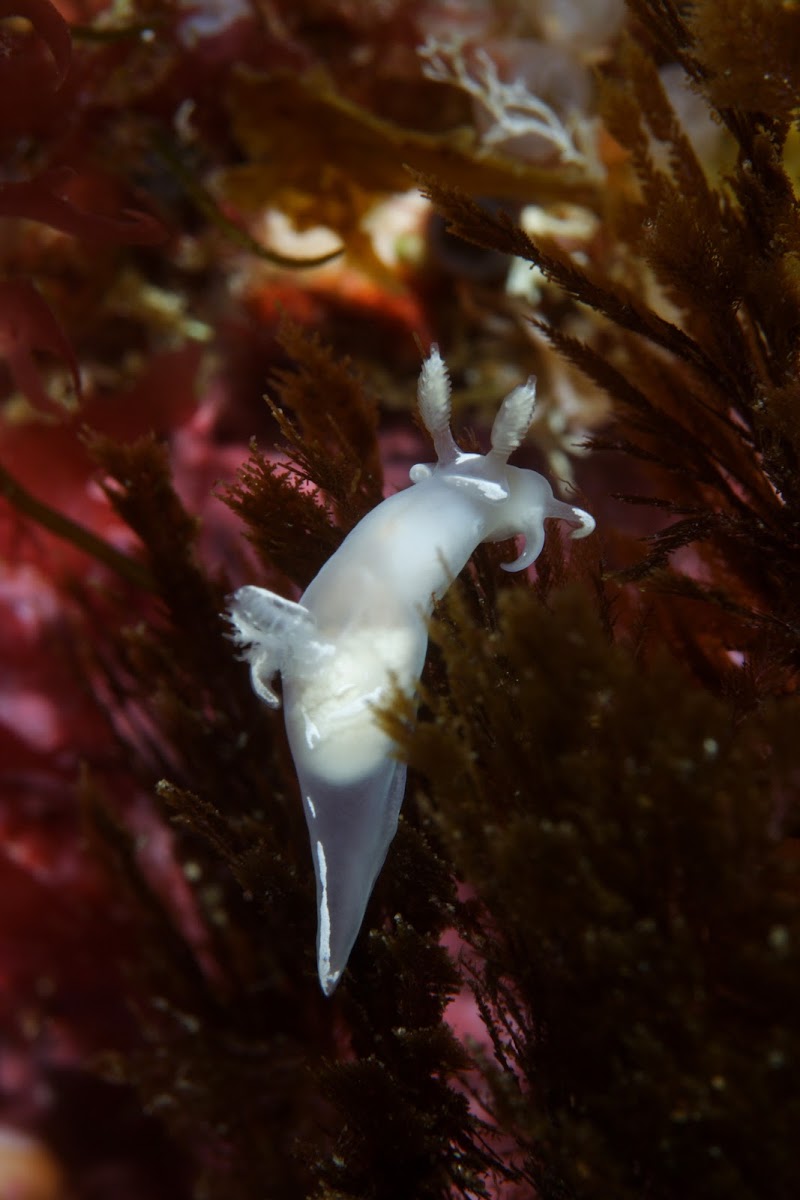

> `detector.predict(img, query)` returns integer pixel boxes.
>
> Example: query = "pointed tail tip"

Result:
[319,963,342,996]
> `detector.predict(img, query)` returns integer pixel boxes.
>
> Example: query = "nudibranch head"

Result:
[410,345,595,571]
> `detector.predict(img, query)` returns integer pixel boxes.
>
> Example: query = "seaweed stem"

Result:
[0,461,155,590]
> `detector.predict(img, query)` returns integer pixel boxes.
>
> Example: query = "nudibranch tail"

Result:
[302,759,408,995]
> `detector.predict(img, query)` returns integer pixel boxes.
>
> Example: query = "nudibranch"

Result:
[227,348,594,994]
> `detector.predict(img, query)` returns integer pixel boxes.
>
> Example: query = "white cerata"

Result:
[227,347,595,994]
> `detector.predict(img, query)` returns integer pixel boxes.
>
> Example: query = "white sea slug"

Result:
[227,348,594,994]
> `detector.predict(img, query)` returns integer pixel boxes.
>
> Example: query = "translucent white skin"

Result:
[227,348,594,994]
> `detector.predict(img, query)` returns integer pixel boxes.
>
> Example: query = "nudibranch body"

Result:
[227,348,594,994]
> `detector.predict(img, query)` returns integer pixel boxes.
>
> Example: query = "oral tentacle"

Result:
[501,519,546,572]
